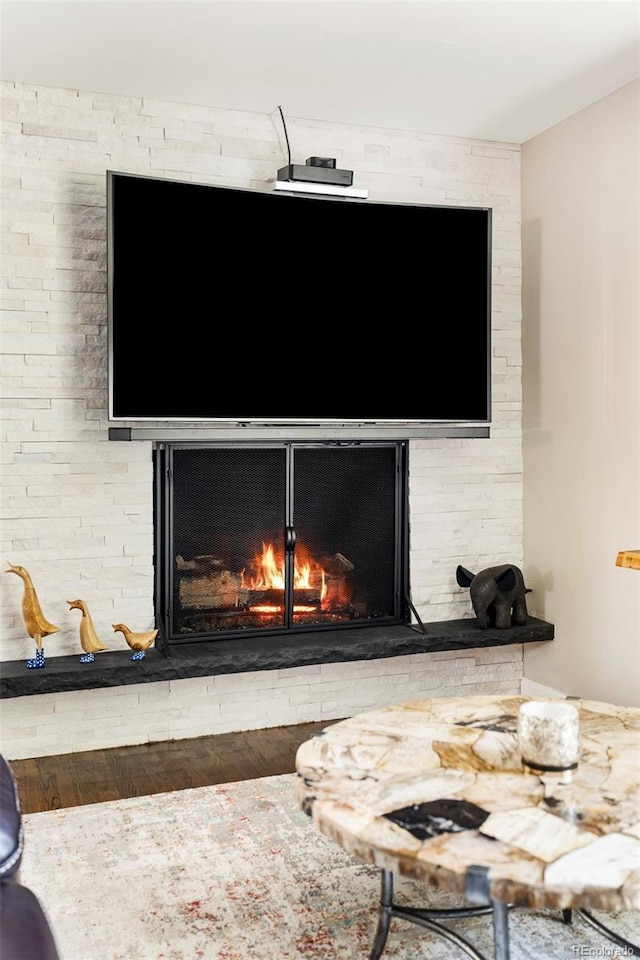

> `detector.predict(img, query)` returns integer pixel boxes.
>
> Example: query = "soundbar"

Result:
[274,180,368,199]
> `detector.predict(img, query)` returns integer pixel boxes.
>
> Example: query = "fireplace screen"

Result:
[155,442,408,644]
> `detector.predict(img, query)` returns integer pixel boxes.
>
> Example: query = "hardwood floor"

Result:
[9,720,332,815]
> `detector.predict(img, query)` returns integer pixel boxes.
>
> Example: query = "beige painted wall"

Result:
[522,81,640,706]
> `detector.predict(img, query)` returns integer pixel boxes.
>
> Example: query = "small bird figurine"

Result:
[67,599,109,663]
[5,562,61,669]
[112,622,158,660]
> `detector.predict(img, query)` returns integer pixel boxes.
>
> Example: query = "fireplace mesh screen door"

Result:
[155,442,407,644]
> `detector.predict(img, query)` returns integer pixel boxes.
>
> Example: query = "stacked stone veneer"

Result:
[1,647,524,760]
[0,81,523,759]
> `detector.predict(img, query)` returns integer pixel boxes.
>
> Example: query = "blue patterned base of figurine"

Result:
[26,648,45,669]
[130,650,145,660]
[79,653,95,663]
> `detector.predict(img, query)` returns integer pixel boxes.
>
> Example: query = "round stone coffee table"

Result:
[295,694,640,960]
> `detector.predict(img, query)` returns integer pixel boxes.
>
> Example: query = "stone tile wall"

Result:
[0,644,524,760]
[0,81,523,757]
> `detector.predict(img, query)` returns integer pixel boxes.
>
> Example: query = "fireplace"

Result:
[154,442,409,650]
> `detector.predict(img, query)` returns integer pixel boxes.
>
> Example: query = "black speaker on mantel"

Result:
[276,162,354,186]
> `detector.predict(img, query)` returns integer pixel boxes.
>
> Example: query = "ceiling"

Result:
[2,1,639,144]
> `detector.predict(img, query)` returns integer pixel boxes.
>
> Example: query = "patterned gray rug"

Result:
[20,774,637,960]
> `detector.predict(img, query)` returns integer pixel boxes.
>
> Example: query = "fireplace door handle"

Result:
[285,526,296,552]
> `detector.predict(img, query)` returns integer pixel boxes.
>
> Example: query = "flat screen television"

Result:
[107,170,492,424]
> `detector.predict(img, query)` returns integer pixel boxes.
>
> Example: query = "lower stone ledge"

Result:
[0,617,554,699]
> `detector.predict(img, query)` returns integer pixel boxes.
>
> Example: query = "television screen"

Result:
[107,171,492,423]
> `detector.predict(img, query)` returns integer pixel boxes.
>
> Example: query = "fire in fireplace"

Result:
[154,442,409,647]
[176,540,356,626]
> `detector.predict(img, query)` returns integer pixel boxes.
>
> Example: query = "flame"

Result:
[257,543,285,590]
[246,542,325,593]
[243,542,327,610]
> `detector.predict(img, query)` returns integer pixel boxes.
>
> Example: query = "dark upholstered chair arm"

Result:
[0,755,61,960]
[0,882,61,960]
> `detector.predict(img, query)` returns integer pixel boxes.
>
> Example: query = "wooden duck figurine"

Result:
[67,599,109,663]
[5,562,60,669]
[112,622,158,660]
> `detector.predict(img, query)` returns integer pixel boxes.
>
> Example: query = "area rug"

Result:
[20,774,637,960]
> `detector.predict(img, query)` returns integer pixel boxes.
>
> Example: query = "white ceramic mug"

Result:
[518,700,581,774]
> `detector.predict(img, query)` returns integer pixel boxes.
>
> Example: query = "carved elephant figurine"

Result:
[456,563,530,629]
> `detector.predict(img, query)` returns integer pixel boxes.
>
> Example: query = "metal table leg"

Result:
[369,868,510,960]
[369,869,393,960]
[491,898,510,960]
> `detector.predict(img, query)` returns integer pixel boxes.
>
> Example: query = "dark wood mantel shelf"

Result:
[0,617,554,699]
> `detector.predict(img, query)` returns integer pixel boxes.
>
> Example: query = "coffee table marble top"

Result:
[295,694,640,912]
